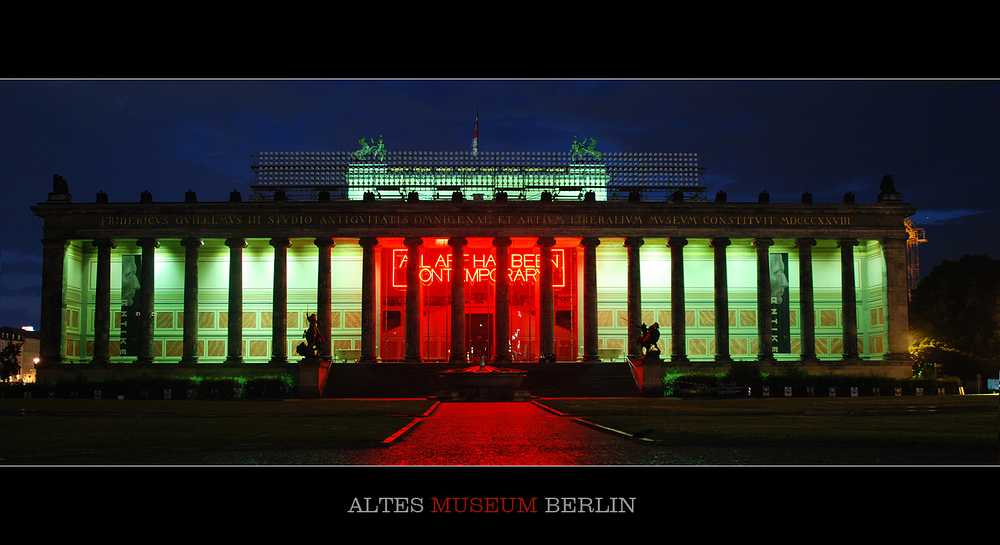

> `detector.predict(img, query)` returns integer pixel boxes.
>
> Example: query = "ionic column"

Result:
[538,237,557,362]
[493,237,512,364]
[91,238,116,366]
[136,238,159,364]
[403,237,422,362]
[668,237,689,364]
[711,237,732,363]
[38,238,68,368]
[796,238,818,362]
[839,238,860,360]
[754,238,775,361]
[624,237,644,360]
[448,237,467,364]
[315,237,335,362]
[359,237,380,363]
[883,236,910,363]
[269,238,290,365]
[581,237,601,362]
[180,237,202,366]
[225,238,246,365]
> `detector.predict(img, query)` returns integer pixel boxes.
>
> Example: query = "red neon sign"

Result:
[392,248,566,288]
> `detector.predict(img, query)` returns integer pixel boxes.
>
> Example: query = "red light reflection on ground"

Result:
[357,401,624,466]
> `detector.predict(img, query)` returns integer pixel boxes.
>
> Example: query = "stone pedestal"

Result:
[638,350,665,397]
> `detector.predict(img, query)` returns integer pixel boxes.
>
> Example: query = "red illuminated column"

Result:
[91,238,116,366]
[315,237,335,362]
[796,238,818,362]
[181,237,202,366]
[359,237,379,363]
[449,237,467,364]
[581,237,601,362]
[625,237,644,359]
[226,237,247,365]
[711,237,732,364]
[840,238,860,361]
[493,237,512,364]
[668,237,689,364]
[754,237,775,361]
[538,237,557,362]
[269,237,290,365]
[404,237,422,362]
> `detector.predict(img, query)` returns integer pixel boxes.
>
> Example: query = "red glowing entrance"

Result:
[379,238,577,362]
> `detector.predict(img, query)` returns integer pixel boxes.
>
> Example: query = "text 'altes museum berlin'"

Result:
[30,149,918,397]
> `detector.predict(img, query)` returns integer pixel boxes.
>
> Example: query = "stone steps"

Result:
[321,362,639,398]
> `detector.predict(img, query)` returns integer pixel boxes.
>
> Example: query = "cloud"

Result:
[912,209,992,226]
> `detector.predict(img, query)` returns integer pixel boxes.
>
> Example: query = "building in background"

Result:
[30,146,918,396]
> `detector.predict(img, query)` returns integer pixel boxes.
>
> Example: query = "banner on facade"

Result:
[770,253,790,353]
[120,255,142,356]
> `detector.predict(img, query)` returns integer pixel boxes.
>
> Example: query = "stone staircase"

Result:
[320,362,640,398]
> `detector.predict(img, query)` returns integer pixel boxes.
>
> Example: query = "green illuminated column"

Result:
[538,237,557,362]
[493,237,512,364]
[136,238,159,364]
[668,237,689,364]
[754,238,775,361]
[269,237,290,365]
[795,238,818,362]
[38,238,67,368]
[315,237,335,362]
[711,237,732,364]
[91,238,116,366]
[625,237,644,360]
[839,238,860,360]
[581,237,601,362]
[359,237,380,363]
[404,237,422,363]
[180,237,202,366]
[226,238,246,365]
[883,236,910,364]
[448,237,467,365]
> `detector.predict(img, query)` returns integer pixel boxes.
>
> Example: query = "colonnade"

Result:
[39,233,905,368]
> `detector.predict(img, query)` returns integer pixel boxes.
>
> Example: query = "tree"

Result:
[908,254,1000,382]
[0,341,22,382]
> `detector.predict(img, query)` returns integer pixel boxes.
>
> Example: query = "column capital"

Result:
[623,237,644,248]
[91,238,117,249]
[537,237,557,248]
[838,238,859,247]
[667,237,688,247]
[137,238,160,249]
[580,237,601,248]
[314,237,335,248]
[403,237,423,247]
[447,237,467,247]
[181,237,203,248]
[269,237,291,248]
[795,237,817,248]
[492,237,512,247]
[710,237,731,248]
[752,238,774,248]
[358,237,379,248]
[225,237,247,248]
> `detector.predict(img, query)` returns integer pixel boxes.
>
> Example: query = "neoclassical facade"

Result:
[31,152,918,396]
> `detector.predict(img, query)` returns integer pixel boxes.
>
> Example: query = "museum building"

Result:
[30,147,919,397]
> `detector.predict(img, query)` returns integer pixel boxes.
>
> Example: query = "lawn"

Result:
[0,395,995,460]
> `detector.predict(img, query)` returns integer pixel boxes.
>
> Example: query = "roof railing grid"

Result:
[250,151,706,200]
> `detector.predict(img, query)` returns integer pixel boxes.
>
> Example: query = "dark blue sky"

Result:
[2,79,997,329]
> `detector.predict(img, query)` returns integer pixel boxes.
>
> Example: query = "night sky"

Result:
[1,79,997,330]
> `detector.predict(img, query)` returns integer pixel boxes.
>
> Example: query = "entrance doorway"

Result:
[466,313,492,363]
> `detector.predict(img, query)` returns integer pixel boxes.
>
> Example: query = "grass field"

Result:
[1,395,995,460]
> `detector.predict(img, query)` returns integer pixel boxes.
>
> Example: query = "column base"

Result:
[670,354,690,364]
[713,354,734,364]
[267,356,289,366]
[359,355,380,363]
[225,356,244,365]
[580,354,600,363]
[179,357,199,367]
